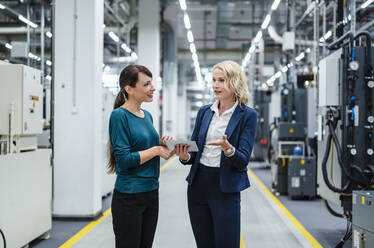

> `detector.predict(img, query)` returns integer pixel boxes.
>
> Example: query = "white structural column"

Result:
[53,0,103,217]
[138,0,161,133]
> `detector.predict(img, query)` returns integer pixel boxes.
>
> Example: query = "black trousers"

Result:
[188,165,241,248]
[111,189,159,248]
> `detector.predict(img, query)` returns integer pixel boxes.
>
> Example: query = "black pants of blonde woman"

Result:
[111,189,159,248]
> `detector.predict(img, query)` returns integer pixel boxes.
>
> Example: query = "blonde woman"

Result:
[175,60,258,248]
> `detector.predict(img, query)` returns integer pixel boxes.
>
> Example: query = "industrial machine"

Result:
[288,157,316,199]
[317,31,374,246]
[269,79,317,198]
[352,191,374,248]
[252,89,271,163]
[0,63,52,248]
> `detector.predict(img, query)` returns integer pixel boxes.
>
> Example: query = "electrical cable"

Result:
[322,199,344,218]
[335,220,352,248]
[0,228,6,248]
[329,121,370,186]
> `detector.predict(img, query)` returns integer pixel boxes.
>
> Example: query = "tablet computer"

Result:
[164,139,199,152]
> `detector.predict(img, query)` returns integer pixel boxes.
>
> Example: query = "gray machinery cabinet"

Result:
[352,191,374,248]
[288,158,317,199]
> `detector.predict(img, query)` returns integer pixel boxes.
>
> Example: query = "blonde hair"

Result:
[212,60,249,104]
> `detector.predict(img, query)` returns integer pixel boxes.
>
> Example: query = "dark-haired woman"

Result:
[108,64,174,248]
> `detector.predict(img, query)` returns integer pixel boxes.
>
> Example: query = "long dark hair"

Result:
[107,65,153,174]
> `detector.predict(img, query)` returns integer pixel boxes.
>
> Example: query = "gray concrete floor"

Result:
[70,159,317,248]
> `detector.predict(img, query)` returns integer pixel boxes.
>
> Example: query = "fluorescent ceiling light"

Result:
[295,52,305,61]
[190,43,196,54]
[261,14,271,29]
[45,75,52,81]
[287,62,293,68]
[249,45,255,53]
[271,0,281,10]
[179,0,187,10]
[262,83,267,89]
[0,4,5,9]
[192,53,198,62]
[18,15,38,28]
[184,13,191,29]
[267,80,274,87]
[319,30,332,42]
[46,60,52,66]
[5,43,12,49]
[46,31,52,38]
[108,31,119,42]
[121,43,131,53]
[187,30,194,43]
[131,52,138,60]
[282,66,288,72]
[361,0,374,9]
[305,48,311,53]
[254,31,262,43]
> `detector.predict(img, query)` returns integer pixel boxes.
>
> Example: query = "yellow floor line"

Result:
[247,168,323,248]
[59,208,112,248]
[59,156,178,248]
[160,155,177,171]
[240,234,245,248]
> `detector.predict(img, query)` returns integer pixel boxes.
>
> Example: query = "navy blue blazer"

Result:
[182,103,258,193]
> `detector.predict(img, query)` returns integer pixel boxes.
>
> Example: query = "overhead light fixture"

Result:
[254,31,262,43]
[179,0,187,10]
[184,13,191,29]
[108,31,120,42]
[295,52,305,61]
[18,15,38,28]
[282,66,288,72]
[183,13,191,29]
[46,75,52,81]
[261,14,271,29]
[361,0,374,9]
[46,31,52,38]
[249,45,255,53]
[192,53,198,62]
[271,0,282,10]
[46,60,52,66]
[305,48,311,53]
[190,43,196,54]
[121,43,131,53]
[187,30,194,43]
[319,30,332,42]
[131,52,138,60]
[0,4,5,9]
[5,43,12,49]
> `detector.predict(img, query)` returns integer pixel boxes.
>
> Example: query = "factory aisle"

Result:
[67,158,317,248]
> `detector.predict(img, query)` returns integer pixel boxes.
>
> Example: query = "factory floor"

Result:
[30,158,351,248]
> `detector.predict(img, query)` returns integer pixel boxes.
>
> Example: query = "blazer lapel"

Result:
[225,105,244,139]
[199,108,214,146]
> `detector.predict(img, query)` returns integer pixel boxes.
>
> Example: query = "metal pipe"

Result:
[72,0,77,109]
[41,3,45,82]
[27,2,30,66]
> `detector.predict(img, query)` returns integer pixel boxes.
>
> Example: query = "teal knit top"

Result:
[109,107,160,194]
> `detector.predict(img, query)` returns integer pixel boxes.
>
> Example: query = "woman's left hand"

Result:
[207,134,230,150]
[160,135,173,146]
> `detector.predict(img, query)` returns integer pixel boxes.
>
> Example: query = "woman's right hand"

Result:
[175,144,190,161]
[157,146,174,160]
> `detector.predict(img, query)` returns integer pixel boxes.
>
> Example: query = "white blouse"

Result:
[199,100,237,167]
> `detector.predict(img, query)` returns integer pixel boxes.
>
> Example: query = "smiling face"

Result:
[212,68,234,102]
[125,72,155,103]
